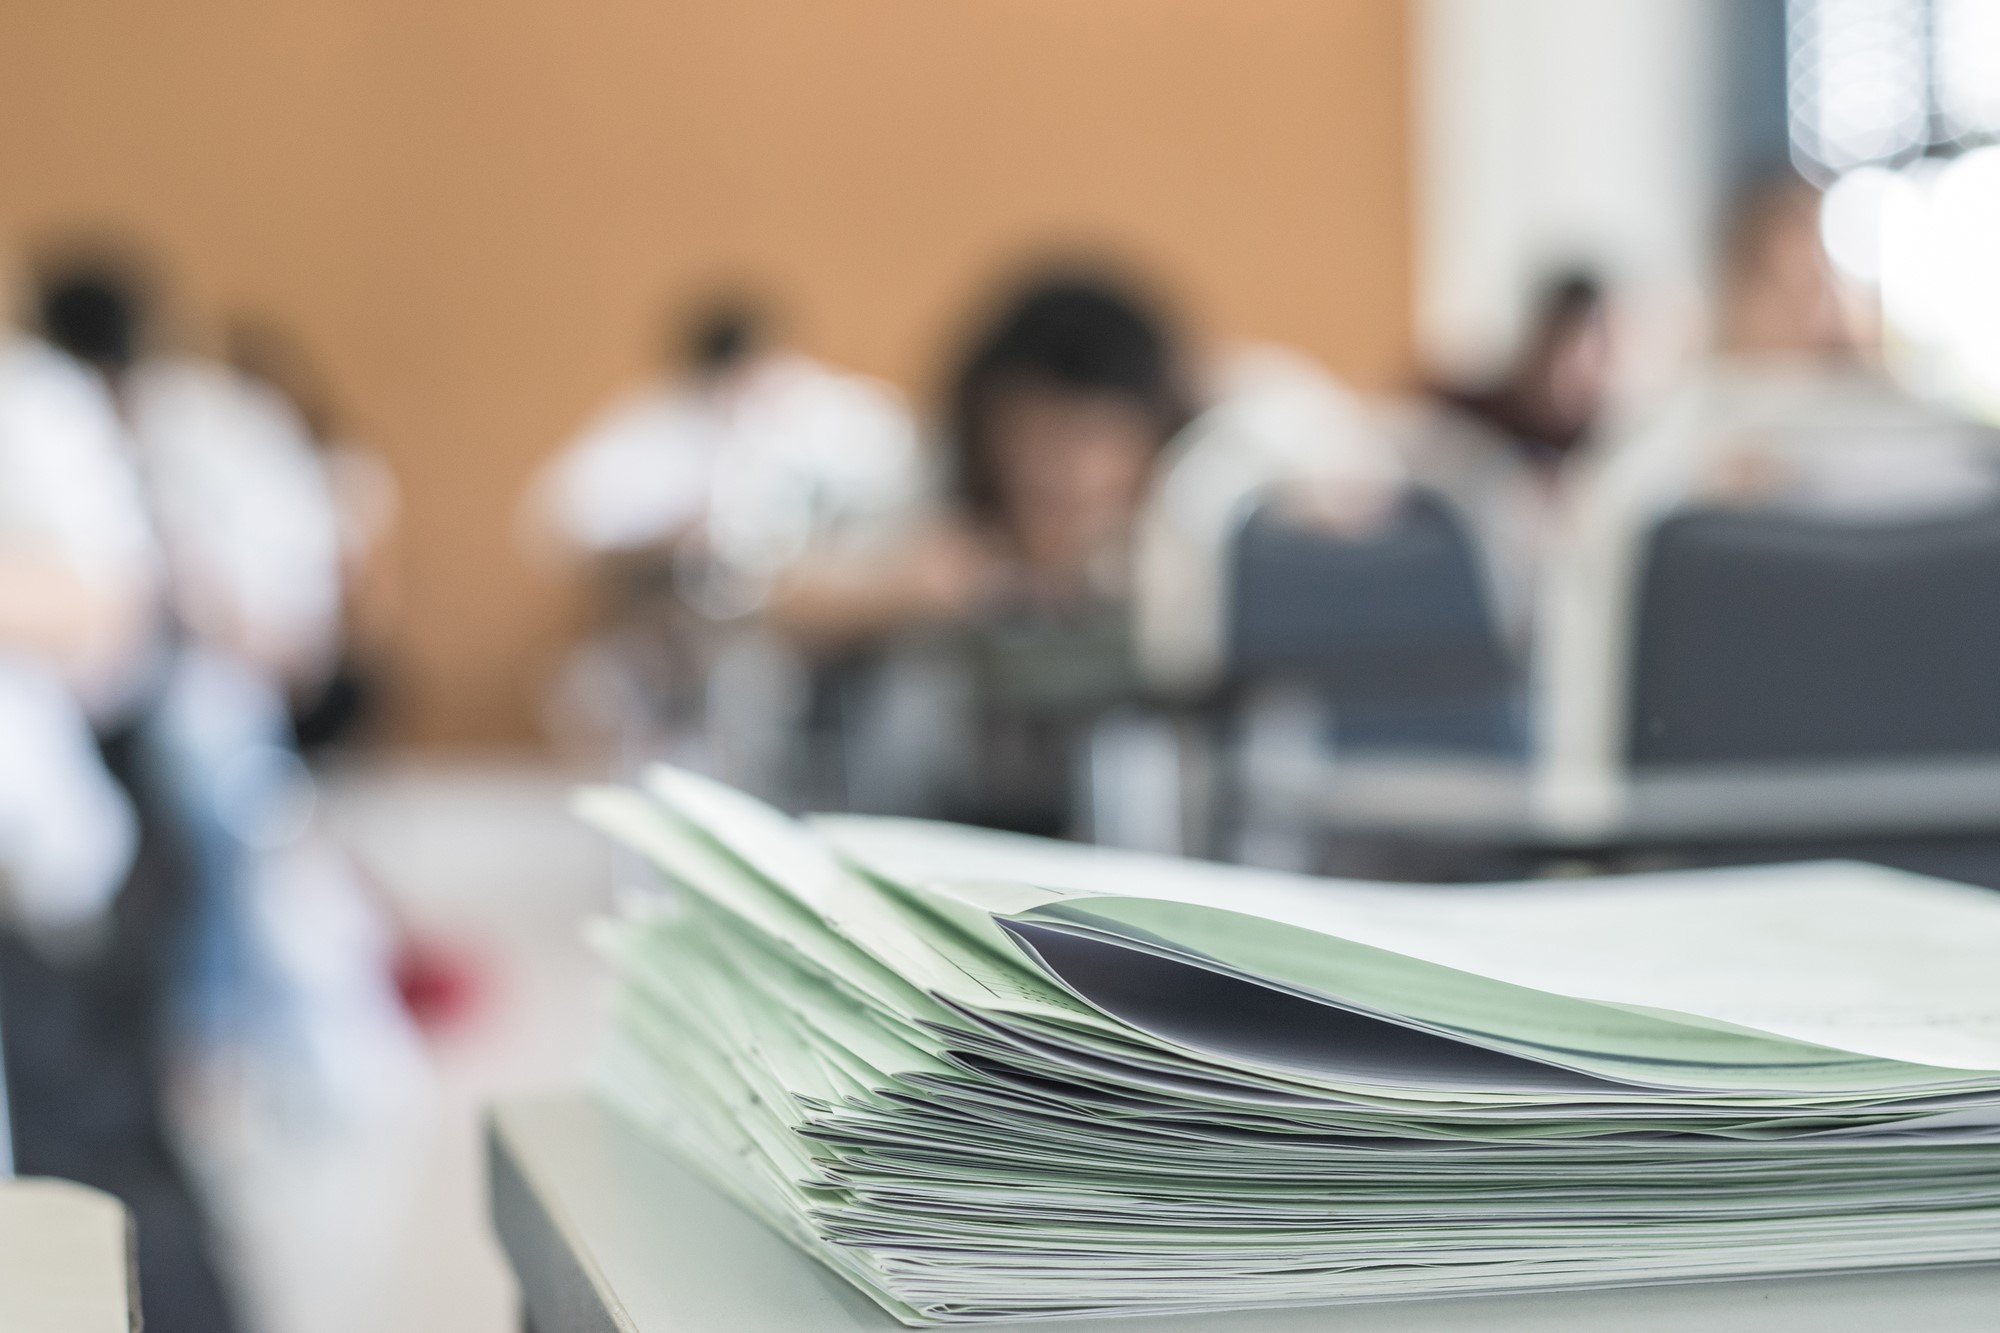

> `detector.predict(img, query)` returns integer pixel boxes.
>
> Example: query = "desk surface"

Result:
[489,1094,2000,1333]
[0,1178,135,1332]
[1247,753,2000,847]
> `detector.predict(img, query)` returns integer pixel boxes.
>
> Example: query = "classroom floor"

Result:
[199,758,616,1333]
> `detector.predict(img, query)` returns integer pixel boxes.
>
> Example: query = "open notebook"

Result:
[581,767,2000,1325]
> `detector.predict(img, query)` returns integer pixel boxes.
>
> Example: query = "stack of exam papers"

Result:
[582,767,2000,1325]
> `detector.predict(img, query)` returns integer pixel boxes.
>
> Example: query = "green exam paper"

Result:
[579,768,2000,1325]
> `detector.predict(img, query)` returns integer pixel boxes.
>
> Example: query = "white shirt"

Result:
[0,337,156,612]
[534,353,922,599]
[1132,345,1409,694]
[126,358,344,677]
[0,654,136,938]
[0,337,152,933]
[0,338,165,719]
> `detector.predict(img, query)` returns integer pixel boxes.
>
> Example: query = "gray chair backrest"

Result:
[1228,492,1517,749]
[1629,503,2000,766]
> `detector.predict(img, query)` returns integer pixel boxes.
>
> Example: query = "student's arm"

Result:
[766,520,998,654]
[523,397,709,570]
[0,551,149,688]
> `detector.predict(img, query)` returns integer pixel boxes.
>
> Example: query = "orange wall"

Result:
[0,0,1413,747]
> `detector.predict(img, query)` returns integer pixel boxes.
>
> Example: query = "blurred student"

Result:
[533,295,920,599]
[1574,179,1997,526]
[1436,272,1614,470]
[40,253,429,1328]
[773,276,1194,636]
[0,300,153,943]
[0,267,154,937]
[1384,271,1615,650]
[772,276,1185,637]
[770,273,1190,832]
[2,265,240,1333]
[37,254,358,1067]
[1538,177,2000,829]
[529,294,921,792]
[226,316,400,751]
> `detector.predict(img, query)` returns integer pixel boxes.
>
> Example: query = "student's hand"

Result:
[902,521,1003,620]
[1703,436,1789,506]
[1267,478,1403,540]
[0,554,151,689]
[766,520,1002,652]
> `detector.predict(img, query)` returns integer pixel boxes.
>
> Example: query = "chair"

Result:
[1620,501,2000,837]
[1227,491,1519,752]
[1221,492,1525,866]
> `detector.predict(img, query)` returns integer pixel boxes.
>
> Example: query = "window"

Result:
[1793,0,2000,408]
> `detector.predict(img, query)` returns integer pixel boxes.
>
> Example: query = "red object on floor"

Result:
[392,939,485,1033]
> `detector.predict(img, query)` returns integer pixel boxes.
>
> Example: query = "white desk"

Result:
[488,1094,2000,1332]
[1242,752,2000,847]
[0,1178,136,1332]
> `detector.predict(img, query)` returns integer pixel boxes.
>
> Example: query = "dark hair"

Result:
[674,293,767,377]
[1537,269,1604,326]
[947,272,1185,522]
[36,257,150,376]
